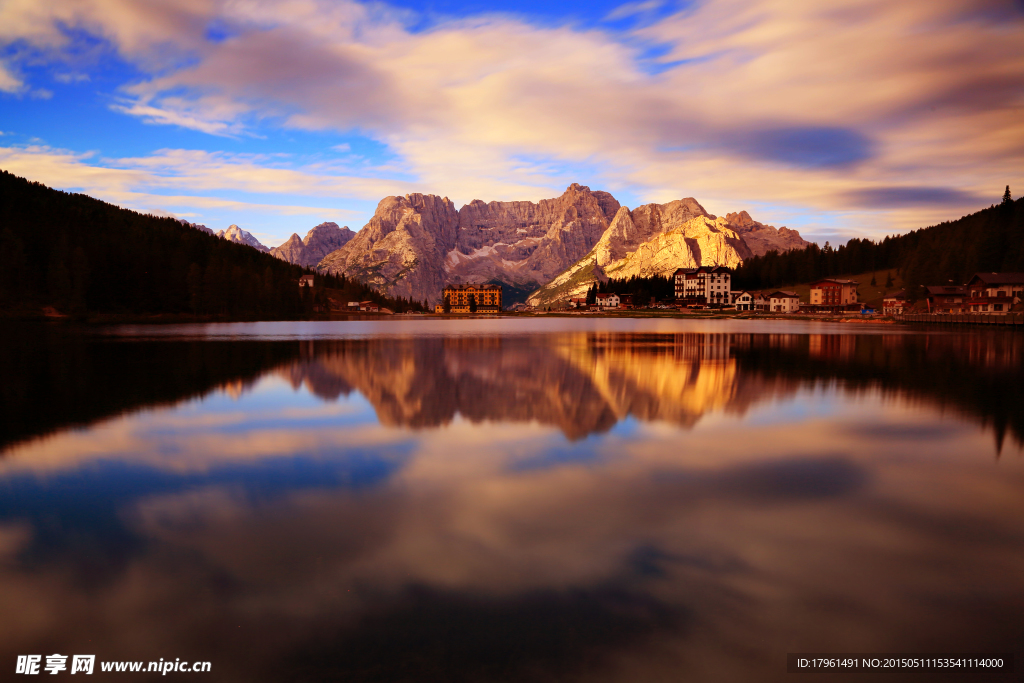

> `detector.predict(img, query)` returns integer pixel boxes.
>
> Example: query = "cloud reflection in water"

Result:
[0,327,1021,682]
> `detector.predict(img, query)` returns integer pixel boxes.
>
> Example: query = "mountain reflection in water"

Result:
[0,323,1021,682]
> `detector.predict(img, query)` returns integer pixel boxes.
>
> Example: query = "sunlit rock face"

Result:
[528,199,754,307]
[216,224,270,252]
[451,183,621,289]
[318,184,619,303]
[316,184,807,305]
[270,222,355,267]
[717,210,809,257]
[318,194,461,303]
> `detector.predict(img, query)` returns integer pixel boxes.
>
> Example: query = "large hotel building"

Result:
[436,283,503,313]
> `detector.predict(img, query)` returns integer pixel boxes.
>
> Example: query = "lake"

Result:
[1,318,1021,681]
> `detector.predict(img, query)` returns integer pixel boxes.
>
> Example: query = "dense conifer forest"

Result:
[733,193,1024,297]
[587,275,675,307]
[0,171,425,318]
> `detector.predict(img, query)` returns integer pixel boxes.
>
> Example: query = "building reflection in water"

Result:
[0,326,1022,682]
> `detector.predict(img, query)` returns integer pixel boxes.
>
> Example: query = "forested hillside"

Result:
[0,171,423,318]
[734,194,1024,297]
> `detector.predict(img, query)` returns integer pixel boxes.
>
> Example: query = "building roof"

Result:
[443,283,502,291]
[810,278,857,286]
[673,266,733,277]
[883,289,907,300]
[967,272,1024,286]
[769,291,801,299]
[925,285,968,295]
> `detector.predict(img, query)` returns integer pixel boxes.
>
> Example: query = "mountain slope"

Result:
[0,170,310,318]
[318,183,807,305]
[527,199,755,306]
[217,224,270,252]
[317,193,461,303]
[271,222,355,267]
[318,184,620,302]
[733,196,1024,295]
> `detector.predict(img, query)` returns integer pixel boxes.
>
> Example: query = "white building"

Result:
[595,293,620,308]
[733,291,753,311]
[768,291,801,313]
[673,267,733,305]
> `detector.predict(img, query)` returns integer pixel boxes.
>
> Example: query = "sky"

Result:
[0,0,1021,248]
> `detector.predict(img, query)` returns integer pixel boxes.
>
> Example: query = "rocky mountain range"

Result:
[217,224,270,253]
[316,184,809,305]
[269,222,356,268]
[178,219,213,235]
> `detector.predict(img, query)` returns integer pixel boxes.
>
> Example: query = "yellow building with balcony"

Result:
[435,284,503,313]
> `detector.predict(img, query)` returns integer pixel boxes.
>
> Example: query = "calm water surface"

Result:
[1,318,1022,681]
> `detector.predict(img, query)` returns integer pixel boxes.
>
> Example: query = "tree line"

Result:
[733,190,1023,299]
[583,275,675,307]
[0,171,424,318]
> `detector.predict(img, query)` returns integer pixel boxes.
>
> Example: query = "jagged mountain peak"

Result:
[270,221,356,267]
[216,224,269,252]
[316,184,808,306]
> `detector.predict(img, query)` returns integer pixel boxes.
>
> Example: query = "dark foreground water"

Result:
[1,318,1022,682]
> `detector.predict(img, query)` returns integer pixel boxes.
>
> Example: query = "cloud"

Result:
[53,72,90,84]
[0,0,1022,238]
[605,0,666,22]
[727,126,874,169]
[841,186,988,209]
[0,145,379,218]
[0,60,24,93]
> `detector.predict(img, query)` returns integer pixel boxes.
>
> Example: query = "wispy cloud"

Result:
[0,145,374,223]
[0,60,24,93]
[605,0,665,22]
[0,0,1021,239]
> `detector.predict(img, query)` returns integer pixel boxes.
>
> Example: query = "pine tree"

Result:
[443,294,451,314]
[870,273,877,286]
[1003,186,1012,204]
[885,271,894,288]
[187,263,202,315]
[469,293,477,313]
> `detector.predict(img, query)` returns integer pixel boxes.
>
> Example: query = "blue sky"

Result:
[0,0,1021,247]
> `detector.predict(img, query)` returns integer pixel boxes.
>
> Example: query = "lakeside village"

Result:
[421,267,1024,317]
[299,268,1024,318]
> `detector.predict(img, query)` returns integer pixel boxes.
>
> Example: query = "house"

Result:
[298,274,315,288]
[673,266,733,306]
[595,293,620,308]
[439,283,503,313]
[347,301,360,310]
[733,291,754,311]
[568,297,588,309]
[925,285,968,313]
[752,292,769,312]
[809,279,857,306]
[619,293,634,309]
[359,301,379,312]
[882,290,907,315]
[768,291,801,313]
[964,272,1024,315]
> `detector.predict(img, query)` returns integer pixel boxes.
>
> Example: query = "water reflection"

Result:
[0,323,1021,682]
